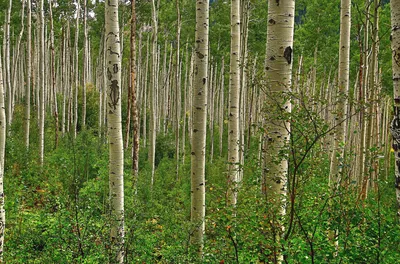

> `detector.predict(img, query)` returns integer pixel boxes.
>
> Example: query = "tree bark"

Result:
[227,0,241,206]
[39,0,45,166]
[191,0,209,256]
[390,0,400,221]
[74,0,80,139]
[83,0,88,129]
[131,0,140,185]
[175,0,181,179]
[0,47,6,264]
[25,0,31,148]
[49,0,59,148]
[264,1,295,262]
[330,0,351,187]
[105,0,125,262]
[149,0,158,186]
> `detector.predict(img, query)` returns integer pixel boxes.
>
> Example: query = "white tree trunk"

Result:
[25,0,32,148]
[0,48,6,264]
[83,0,88,129]
[390,0,400,220]
[264,1,295,262]
[149,0,158,186]
[227,0,241,206]
[74,0,80,138]
[330,0,351,186]
[39,0,45,166]
[131,0,139,183]
[105,0,125,262]
[191,0,209,256]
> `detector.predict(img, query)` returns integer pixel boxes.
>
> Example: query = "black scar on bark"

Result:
[196,51,205,59]
[107,68,112,81]
[276,0,280,6]
[284,46,292,64]
[109,80,120,110]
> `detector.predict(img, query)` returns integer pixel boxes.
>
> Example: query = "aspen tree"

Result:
[264,1,295,262]
[149,0,158,186]
[131,0,140,181]
[25,0,32,148]
[39,0,45,166]
[362,0,379,199]
[188,51,194,142]
[5,0,12,126]
[219,58,225,157]
[83,0,88,128]
[227,0,241,206]
[390,0,400,220]
[49,0,59,148]
[191,0,209,255]
[330,0,351,187]
[182,41,189,163]
[62,27,67,136]
[74,0,80,138]
[327,0,351,253]
[0,51,6,263]
[175,0,181,179]
[143,35,150,147]
[210,63,216,162]
[105,0,125,262]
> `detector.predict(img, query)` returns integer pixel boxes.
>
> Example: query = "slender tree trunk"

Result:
[175,0,181,179]
[362,0,379,200]
[83,0,88,129]
[264,1,295,262]
[328,0,351,254]
[39,0,45,166]
[330,0,351,187]
[74,0,80,138]
[25,0,32,148]
[191,0,209,256]
[5,0,12,127]
[0,49,6,264]
[131,0,140,184]
[105,0,125,262]
[143,35,150,147]
[219,58,225,157]
[149,0,158,186]
[390,0,400,221]
[227,0,241,206]
[182,41,189,163]
[49,0,59,148]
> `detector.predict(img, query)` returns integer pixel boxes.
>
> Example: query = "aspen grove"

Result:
[0,0,399,263]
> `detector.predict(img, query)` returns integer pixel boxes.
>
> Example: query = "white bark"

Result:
[264,1,295,262]
[390,0,400,220]
[0,48,6,263]
[227,0,241,206]
[25,0,32,148]
[149,0,158,186]
[39,0,45,166]
[191,0,209,256]
[106,0,125,262]
[330,0,351,187]
[74,0,80,138]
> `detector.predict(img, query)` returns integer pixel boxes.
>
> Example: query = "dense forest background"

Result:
[0,0,399,263]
